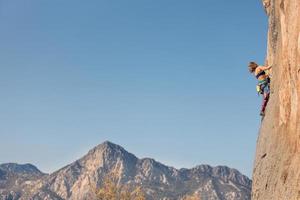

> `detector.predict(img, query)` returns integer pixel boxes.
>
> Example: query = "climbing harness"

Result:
[256,71,270,95]
[256,79,268,95]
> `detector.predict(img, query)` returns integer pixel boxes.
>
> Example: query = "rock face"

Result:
[0,141,251,200]
[252,0,300,200]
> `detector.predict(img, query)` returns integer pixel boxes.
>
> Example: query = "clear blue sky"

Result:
[0,0,268,177]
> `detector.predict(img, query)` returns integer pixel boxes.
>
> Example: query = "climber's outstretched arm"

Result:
[259,65,272,71]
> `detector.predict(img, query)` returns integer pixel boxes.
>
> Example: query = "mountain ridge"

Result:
[0,141,251,200]
[0,163,44,176]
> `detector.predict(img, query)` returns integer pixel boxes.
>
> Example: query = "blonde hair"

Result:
[248,61,258,73]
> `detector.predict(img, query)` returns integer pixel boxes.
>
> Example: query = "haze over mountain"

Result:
[0,141,251,200]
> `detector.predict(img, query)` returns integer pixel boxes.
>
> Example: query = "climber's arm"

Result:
[259,65,272,71]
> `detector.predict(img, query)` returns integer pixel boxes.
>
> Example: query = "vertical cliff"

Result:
[252,0,300,199]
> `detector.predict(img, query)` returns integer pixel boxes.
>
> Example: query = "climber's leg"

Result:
[260,82,270,116]
[260,93,269,115]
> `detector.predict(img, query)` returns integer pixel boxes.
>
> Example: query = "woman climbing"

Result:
[248,61,272,116]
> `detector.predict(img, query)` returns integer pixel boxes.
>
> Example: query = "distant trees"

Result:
[182,193,201,200]
[96,173,202,200]
[96,175,146,200]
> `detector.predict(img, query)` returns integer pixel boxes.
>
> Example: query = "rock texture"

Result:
[252,0,300,200]
[0,141,251,200]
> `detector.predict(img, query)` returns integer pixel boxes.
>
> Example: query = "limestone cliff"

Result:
[252,0,300,199]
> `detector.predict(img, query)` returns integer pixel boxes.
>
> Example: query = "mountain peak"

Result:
[101,140,119,148]
[90,141,127,153]
[82,141,138,166]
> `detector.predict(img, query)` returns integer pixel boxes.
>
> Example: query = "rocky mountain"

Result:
[0,141,251,200]
[0,163,46,200]
[252,1,300,200]
[0,163,43,176]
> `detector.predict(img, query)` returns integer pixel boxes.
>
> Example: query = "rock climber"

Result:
[248,61,272,116]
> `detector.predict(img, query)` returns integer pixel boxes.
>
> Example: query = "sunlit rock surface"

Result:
[252,0,300,199]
